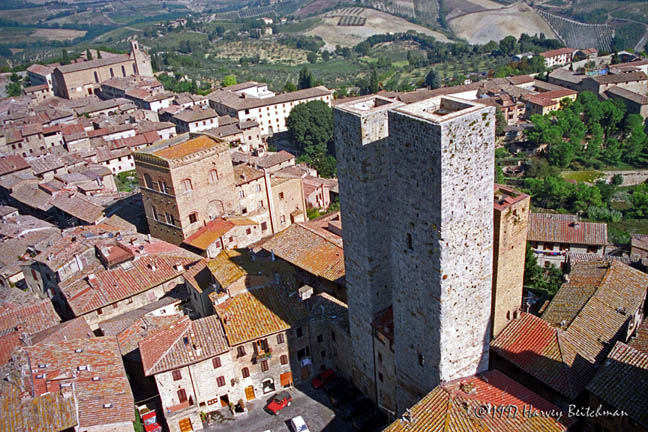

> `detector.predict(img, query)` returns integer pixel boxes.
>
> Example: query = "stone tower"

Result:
[334,96,405,398]
[130,40,153,77]
[335,95,496,414]
[491,184,530,338]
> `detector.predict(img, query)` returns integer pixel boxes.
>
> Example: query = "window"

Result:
[237,346,246,357]
[239,190,245,198]
[110,68,114,78]
[378,352,383,363]
[242,208,247,214]
[587,245,598,253]
[246,228,252,235]
[543,242,554,251]
[133,64,137,74]
[418,353,424,366]
[321,350,326,359]
[212,357,221,368]
[172,370,182,381]
[97,308,103,315]
[261,222,268,231]
[94,71,99,83]
[279,192,285,200]
[209,169,219,183]
[242,367,250,378]
[331,330,336,341]
[165,213,175,226]
[378,372,384,382]
[258,201,264,209]
[261,360,269,372]
[280,354,288,365]
[256,184,262,192]
[276,334,285,344]
[144,173,153,188]
[216,376,226,387]
[229,236,234,243]
[316,334,323,343]
[151,206,158,221]
[158,180,168,194]
[189,212,198,224]
[296,327,303,338]
[280,215,286,224]
[121,65,126,77]
[407,233,413,250]
[177,389,187,403]
[182,178,193,192]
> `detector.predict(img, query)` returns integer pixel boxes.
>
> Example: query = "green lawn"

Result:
[562,169,604,183]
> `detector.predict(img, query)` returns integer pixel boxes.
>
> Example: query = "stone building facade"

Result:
[334,95,495,414]
[491,184,530,338]
[134,134,239,245]
[134,133,305,246]
[52,41,153,99]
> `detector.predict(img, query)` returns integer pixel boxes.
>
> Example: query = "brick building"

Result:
[335,94,495,414]
[491,184,530,338]
[134,133,306,246]
[52,41,153,99]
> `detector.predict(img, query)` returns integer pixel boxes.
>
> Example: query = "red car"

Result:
[311,369,336,389]
[266,391,292,415]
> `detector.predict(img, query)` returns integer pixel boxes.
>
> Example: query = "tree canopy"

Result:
[286,100,336,177]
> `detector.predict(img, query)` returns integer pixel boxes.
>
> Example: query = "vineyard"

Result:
[538,9,614,51]
[338,16,367,26]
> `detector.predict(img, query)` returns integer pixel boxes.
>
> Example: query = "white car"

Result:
[290,416,310,432]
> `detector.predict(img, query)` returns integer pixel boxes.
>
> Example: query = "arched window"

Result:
[121,65,126,77]
[209,169,219,183]
[93,71,99,83]
[151,206,158,221]
[132,64,137,74]
[182,178,192,192]
[109,68,114,78]
[158,179,167,194]
[143,173,153,189]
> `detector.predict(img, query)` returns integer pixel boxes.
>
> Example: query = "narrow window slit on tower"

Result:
[407,233,413,250]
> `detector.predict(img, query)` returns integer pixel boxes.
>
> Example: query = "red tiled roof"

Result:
[540,47,577,58]
[494,184,529,211]
[183,218,235,251]
[260,223,345,282]
[24,337,134,429]
[0,155,30,176]
[61,254,198,316]
[215,286,308,346]
[383,370,571,432]
[140,315,229,375]
[0,289,60,336]
[587,342,648,427]
[528,213,607,245]
[630,319,648,354]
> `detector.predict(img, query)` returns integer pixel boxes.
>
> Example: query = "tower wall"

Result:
[334,96,404,398]
[388,98,495,412]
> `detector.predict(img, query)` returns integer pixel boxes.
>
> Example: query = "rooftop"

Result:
[137,133,228,161]
[140,315,229,375]
[528,212,607,245]
[182,218,235,251]
[383,369,570,432]
[540,47,577,58]
[394,96,488,123]
[208,85,331,111]
[55,54,131,74]
[493,184,529,211]
[587,342,648,428]
[215,285,308,346]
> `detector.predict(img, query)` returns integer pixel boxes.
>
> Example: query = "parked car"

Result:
[323,377,349,394]
[265,391,292,415]
[330,386,361,407]
[290,415,311,432]
[311,369,336,389]
[340,398,374,420]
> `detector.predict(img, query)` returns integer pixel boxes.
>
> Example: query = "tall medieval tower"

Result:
[130,40,153,77]
[334,95,496,413]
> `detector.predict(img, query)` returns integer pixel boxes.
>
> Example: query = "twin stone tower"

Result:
[334,95,495,414]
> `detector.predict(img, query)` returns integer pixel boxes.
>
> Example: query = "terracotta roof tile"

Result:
[528,213,607,245]
[215,286,308,346]
[260,223,344,282]
[0,288,60,336]
[383,370,570,432]
[183,218,235,251]
[586,342,648,427]
[630,319,648,354]
[152,134,222,160]
[140,315,229,375]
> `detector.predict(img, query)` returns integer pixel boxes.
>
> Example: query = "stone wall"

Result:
[492,191,530,338]
[334,96,405,400]
[601,169,648,186]
[389,98,495,412]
